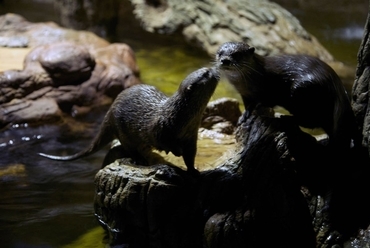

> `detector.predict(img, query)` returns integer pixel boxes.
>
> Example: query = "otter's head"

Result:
[178,67,220,99]
[215,42,255,70]
[161,67,220,150]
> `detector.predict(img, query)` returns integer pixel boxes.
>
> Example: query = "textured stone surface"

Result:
[94,107,325,247]
[201,97,241,134]
[0,13,109,49]
[129,0,332,61]
[0,14,140,127]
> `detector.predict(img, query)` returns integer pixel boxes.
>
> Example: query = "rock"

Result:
[0,13,109,49]
[345,2,370,245]
[91,43,140,97]
[201,97,242,134]
[94,93,370,247]
[0,14,141,127]
[38,42,96,85]
[353,13,370,149]
[128,0,353,79]
[94,107,324,247]
[129,0,331,60]
[0,98,62,127]
[94,161,201,248]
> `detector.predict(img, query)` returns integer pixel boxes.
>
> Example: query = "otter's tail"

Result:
[38,117,115,161]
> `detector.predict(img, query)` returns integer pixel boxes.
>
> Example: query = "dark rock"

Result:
[201,97,242,134]
[94,162,201,247]
[94,107,321,248]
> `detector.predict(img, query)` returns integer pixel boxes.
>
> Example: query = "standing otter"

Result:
[215,41,356,150]
[39,67,220,173]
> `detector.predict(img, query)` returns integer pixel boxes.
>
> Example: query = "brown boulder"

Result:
[0,14,141,127]
[0,13,109,49]
[201,97,242,134]
[0,98,62,127]
[37,42,96,85]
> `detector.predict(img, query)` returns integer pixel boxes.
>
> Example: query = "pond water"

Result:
[274,0,367,66]
[0,0,368,247]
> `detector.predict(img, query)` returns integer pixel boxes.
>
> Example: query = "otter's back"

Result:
[109,84,167,151]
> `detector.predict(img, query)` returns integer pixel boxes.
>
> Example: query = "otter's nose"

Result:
[220,58,231,66]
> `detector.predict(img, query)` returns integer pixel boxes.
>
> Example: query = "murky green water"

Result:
[0,0,368,247]
[134,45,240,101]
[274,0,367,67]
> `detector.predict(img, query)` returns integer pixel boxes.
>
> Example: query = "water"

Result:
[274,0,368,67]
[0,118,108,247]
[0,0,368,247]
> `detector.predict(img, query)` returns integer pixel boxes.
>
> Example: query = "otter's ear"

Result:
[248,47,255,53]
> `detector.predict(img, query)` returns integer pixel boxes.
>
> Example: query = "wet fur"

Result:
[216,41,356,150]
[39,67,220,172]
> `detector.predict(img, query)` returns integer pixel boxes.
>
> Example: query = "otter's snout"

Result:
[216,50,233,68]
[208,67,220,81]
[216,54,234,70]
[216,42,255,69]
[198,67,220,81]
[219,57,231,66]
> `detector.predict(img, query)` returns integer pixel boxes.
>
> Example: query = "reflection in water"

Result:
[274,0,367,66]
[332,25,364,41]
[0,0,368,247]
[0,121,106,247]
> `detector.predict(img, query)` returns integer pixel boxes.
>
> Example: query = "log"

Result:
[94,107,325,248]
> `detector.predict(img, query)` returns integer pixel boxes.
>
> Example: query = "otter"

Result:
[39,67,220,173]
[215,41,356,150]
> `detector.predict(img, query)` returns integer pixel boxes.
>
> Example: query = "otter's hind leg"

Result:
[118,138,154,166]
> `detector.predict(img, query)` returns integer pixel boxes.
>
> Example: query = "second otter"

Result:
[39,67,220,173]
[215,41,356,150]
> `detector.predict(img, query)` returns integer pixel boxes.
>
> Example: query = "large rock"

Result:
[94,107,322,248]
[130,0,331,59]
[0,98,62,126]
[0,14,140,127]
[128,0,354,80]
[94,103,370,247]
[0,13,109,49]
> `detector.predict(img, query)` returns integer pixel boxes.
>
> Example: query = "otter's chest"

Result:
[248,73,292,108]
